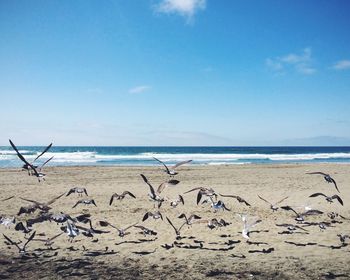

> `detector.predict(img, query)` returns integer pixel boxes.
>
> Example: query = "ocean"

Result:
[1,146,350,168]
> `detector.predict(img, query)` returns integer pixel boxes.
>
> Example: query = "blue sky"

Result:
[0,0,350,146]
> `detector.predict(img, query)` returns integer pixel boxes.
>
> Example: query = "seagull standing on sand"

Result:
[153,157,192,176]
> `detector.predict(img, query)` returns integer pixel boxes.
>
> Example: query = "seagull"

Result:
[76,220,110,237]
[20,192,65,213]
[306,172,340,192]
[9,139,52,175]
[140,174,179,208]
[258,195,289,211]
[281,206,323,222]
[166,217,183,236]
[99,220,137,237]
[64,220,79,242]
[168,195,185,208]
[133,225,157,236]
[237,214,262,239]
[142,211,163,222]
[72,199,97,208]
[50,212,77,224]
[3,231,36,254]
[66,187,89,197]
[28,232,63,249]
[219,193,251,207]
[0,216,16,228]
[109,191,136,205]
[337,234,350,245]
[178,213,202,229]
[194,218,230,230]
[207,196,230,212]
[309,193,343,206]
[28,156,54,182]
[153,157,192,176]
[184,187,217,205]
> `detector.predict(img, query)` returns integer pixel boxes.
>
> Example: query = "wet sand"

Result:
[0,164,349,279]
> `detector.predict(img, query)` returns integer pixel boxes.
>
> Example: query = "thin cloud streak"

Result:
[128,85,152,94]
[155,0,206,20]
[332,60,350,70]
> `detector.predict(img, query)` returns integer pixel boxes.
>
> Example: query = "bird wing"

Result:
[124,223,138,231]
[196,191,203,205]
[178,195,184,205]
[72,201,81,208]
[275,196,289,205]
[140,174,156,197]
[142,212,151,222]
[281,206,299,216]
[257,195,272,206]
[23,231,36,250]
[49,232,64,241]
[38,156,54,171]
[109,194,116,206]
[47,192,65,205]
[221,194,250,206]
[166,217,179,234]
[331,195,344,206]
[306,172,327,176]
[66,188,74,196]
[84,188,89,196]
[172,160,192,169]
[9,139,38,175]
[33,143,52,163]
[3,234,21,250]
[20,197,41,206]
[153,157,170,173]
[1,195,14,202]
[330,178,340,193]
[309,193,327,198]
[183,187,203,194]
[122,191,136,198]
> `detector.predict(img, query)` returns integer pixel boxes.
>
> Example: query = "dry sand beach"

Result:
[0,164,350,279]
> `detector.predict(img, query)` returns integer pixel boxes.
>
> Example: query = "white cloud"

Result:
[128,85,151,94]
[266,48,316,75]
[332,60,350,70]
[156,0,206,20]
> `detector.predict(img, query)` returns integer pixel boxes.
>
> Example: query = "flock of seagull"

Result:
[1,139,349,261]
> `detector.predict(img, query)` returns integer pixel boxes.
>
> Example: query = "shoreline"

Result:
[1,163,349,279]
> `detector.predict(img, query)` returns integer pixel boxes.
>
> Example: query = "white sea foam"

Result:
[2,151,350,165]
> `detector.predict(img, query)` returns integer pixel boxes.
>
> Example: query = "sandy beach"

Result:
[0,164,349,279]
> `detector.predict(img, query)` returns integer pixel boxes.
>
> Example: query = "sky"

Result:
[0,0,350,146]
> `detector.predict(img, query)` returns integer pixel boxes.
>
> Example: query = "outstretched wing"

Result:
[122,191,136,198]
[306,172,328,176]
[257,195,272,206]
[109,194,116,206]
[309,193,327,198]
[172,160,192,169]
[183,187,203,194]
[140,174,156,197]
[23,231,36,250]
[38,156,54,171]
[331,195,343,206]
[281,206,299,216]
[166,217,179,235]
[153,157,170,173]
[47,192,65,205]
[275,196,289,205]
[329,177,340,193]
[33,143,52,163]
[220,194,250,206]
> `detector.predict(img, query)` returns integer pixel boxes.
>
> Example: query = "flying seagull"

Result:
[309,193,343,206]
[258,195,289,211]
[72,199,97,208]
[306,172,340,193]
[281,206,323,222]
[9,139,52,175]
[20,192,65,213]
[184,187,218,205]
[66,187,89,197]
[219,193,251,207]
[99,220,137,238]
[153,157,192,176]
[3,231,36,254]
[142,211,163,222]
[109,191,136,205]
[140,174,179,208]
